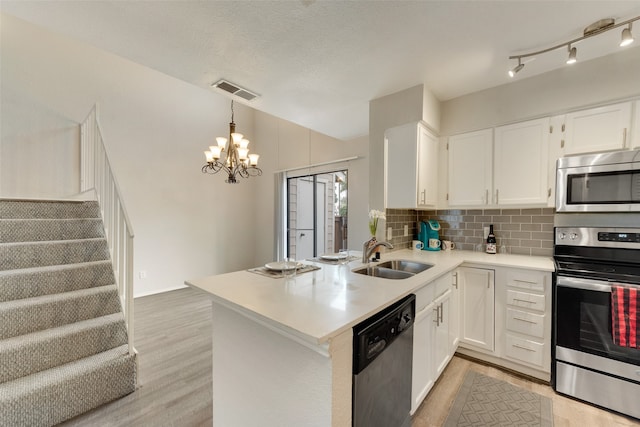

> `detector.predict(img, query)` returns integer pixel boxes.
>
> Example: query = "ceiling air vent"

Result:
[211,80,259,101]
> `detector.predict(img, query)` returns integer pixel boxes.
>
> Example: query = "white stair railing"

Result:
[81,105,135,355]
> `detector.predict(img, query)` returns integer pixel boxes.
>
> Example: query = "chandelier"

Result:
[202,100,262,183]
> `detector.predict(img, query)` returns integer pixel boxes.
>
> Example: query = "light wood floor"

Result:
[61,287,639,426]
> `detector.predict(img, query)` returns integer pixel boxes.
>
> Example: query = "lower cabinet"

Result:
[458,266,495,352]
[411,272,457,414]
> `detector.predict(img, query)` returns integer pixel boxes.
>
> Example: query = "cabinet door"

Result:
[633,101,640,150]
[448,129,493,206]
[564,102,632,154]
[417,125,439,207]
[411,302,435,414]
[450,270,460,349]
[433,290,452,378]
[385,122,438,209]
[459,267,495,352]
[494,118,549,205]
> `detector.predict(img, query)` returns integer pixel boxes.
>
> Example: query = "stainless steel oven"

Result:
[553,226,640,419]
[556,149,640,212]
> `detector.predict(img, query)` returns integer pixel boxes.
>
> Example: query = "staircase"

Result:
[0,199,137,427]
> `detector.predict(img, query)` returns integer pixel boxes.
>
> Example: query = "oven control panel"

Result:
[556,227,640,249]
[598,232,640,243]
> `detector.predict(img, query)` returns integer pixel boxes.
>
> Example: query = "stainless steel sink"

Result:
[376,260,434,274]
[352,260,433,280]
[352,266,414,280]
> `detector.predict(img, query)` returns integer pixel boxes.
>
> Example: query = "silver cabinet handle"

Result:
[452,272,458,289]
[439,303,444,324]
[513,298,535,304]
[433,305,440,326]
[485,189,489,205]
[623,128,627,147]
[513,316,537,324]
[513,344,536,352]
[420,189,426,204]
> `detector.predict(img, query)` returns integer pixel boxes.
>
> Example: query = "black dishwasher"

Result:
[352,294,415,427]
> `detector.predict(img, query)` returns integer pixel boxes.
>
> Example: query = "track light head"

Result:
[620,23,634,47]
[566,45,577,64]
[508,58,524,78]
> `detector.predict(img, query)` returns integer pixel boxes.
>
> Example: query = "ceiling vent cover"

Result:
[212,80,259,101]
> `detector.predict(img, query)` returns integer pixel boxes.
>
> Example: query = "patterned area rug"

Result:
[444,370,554,427]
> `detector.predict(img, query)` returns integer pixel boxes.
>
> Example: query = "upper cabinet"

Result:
[633,100,640,150]
[447,129,493,206]
[494,118,549,206]
[448,118,549,207]
[563,102,632,154]
[385,122,439,209]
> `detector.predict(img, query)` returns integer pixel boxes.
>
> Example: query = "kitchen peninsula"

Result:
[186,249,554,427]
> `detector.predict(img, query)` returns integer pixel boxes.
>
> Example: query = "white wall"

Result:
[440,46,640,136]
[1,13,365,296]
[368,85,424,219]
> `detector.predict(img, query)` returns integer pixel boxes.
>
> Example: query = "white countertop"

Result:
[185,249,554,347]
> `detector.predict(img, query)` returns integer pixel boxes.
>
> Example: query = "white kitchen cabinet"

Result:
[564,102,632,154]
[547,115,565,207]
[411,272,456,414]
[502,268,551,372]
[433,289,452,378]
[633,100,640,149]
[385,121,438,209]
[447,129,493,206]
[494,118,549,205]
[411,298,435,414]
[458,266,495,352]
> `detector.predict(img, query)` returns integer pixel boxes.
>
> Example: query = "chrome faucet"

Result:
[362,238,394,263]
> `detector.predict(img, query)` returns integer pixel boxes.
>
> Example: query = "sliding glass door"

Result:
[287,170,347,260]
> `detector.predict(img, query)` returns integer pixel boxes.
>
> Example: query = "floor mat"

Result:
[443,370,553,426]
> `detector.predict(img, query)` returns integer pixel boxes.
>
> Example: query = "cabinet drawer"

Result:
[507,290,545,313]
[415,284,434,312]
[506,270,546,293]
[506,308,545,338]
[505,334,544,367]
[434,273,451,299]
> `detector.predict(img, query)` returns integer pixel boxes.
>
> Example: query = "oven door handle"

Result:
[556,276,612,292]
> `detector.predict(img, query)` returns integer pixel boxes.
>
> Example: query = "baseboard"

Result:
[134,284,188,299]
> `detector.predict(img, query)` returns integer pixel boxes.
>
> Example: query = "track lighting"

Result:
[508,15,639,77]
[620,23,634,47]
[566,45,577,64]
[508,58,524,78]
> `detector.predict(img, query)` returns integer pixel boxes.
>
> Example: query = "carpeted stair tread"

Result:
[0,200,100,220]
[0,260,115,303]
[0,238,110,271]
[0,285,121,340]
[0,218,105,243]
[0,344,136,427]
[0,312,127,383]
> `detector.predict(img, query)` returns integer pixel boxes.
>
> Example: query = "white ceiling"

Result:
[2,1,640,140]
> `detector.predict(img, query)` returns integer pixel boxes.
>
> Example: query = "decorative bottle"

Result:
[486,224,497,254]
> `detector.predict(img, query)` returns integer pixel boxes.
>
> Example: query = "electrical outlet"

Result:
[483,226,490,239]
[387,227,393,240]
[139,271,147,279]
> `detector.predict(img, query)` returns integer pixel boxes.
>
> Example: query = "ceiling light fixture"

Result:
[508,58,525,77]
[508,15,639,77]
[566,44,577,64]
[202,100,262,184]
[620,23,634,47]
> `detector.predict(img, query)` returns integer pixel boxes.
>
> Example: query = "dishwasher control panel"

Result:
[352,294,415,374]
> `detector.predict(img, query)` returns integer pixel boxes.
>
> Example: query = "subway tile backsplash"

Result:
[386,207,555,257]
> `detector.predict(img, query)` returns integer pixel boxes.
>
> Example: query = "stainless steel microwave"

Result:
[556,149,640,212]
